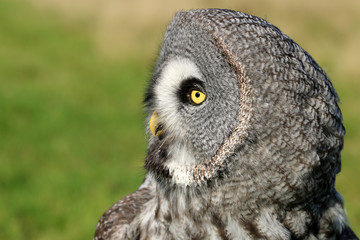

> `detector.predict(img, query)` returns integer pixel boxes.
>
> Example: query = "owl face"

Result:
[145,59,242,185]
[144,11,254,186]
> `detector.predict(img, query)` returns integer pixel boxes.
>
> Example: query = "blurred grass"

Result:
[0,1,148,238]
[0,0,359,239]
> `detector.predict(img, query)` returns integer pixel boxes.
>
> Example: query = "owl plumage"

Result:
[95,9,358,240]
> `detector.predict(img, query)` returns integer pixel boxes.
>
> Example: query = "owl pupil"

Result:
[195,92,200,98]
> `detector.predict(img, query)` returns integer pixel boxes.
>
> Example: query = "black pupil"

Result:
[195,92,201,98]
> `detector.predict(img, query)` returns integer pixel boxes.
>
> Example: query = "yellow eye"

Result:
[189,89,206,105]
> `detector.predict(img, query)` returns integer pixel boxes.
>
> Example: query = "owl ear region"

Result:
[149,112,164,137]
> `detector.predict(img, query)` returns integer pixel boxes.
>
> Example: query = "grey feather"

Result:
[95,9,357,240]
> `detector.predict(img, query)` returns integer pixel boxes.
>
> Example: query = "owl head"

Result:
[144,9,344,207]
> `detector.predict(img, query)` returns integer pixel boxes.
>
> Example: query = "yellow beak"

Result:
[149,112,164,137]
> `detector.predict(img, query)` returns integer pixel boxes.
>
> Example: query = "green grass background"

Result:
[0,0,359,239]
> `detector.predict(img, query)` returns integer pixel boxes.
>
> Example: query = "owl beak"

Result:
[149,112,164,137]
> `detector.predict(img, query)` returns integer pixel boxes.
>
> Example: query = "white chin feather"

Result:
[164,142,197,186]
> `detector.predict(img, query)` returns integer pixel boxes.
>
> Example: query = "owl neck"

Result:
[145,136,343,212]
[149,173,346,239]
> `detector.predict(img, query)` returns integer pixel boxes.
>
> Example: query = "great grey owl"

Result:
[94,9,358,240]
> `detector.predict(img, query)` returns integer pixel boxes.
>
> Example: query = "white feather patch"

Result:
[154,58,203,186]
[154,57,203,139]
[164,143,197,186]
